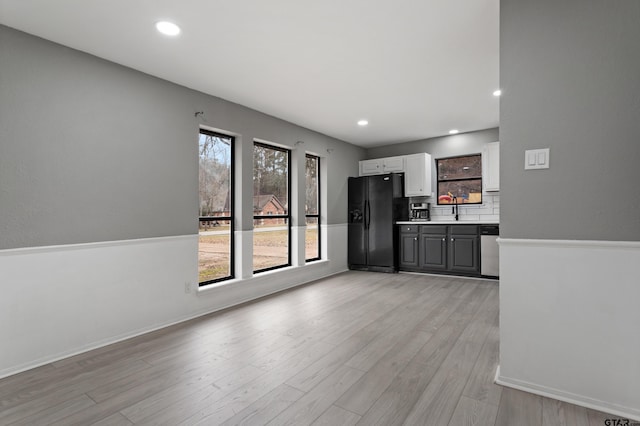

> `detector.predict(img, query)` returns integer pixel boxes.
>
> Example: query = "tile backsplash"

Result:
[410,193,500,222]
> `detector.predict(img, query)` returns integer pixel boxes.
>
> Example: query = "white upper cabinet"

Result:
[359,159,383,175]
[359,156,405,175]
[484,141,500,192]
[404,153,432,197]
[382,156,405,172]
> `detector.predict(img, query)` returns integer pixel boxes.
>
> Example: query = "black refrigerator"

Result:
[348,173,408,272]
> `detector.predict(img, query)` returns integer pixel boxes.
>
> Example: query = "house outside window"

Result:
[253,142,291,272]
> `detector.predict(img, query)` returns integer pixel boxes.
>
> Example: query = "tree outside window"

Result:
[305,154,320,261]
[198,130,234,284]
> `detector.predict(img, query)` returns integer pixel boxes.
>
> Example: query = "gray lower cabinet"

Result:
[399,233,419,268]
[448,226,479,273]
[399,224,480,276]
[398,225,419,268]
[420,227,447,270]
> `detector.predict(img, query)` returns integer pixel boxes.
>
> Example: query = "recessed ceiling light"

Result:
[493,89,502,97]
[449,129,459,134]
[357,120,369,126]
[156,21,181,36]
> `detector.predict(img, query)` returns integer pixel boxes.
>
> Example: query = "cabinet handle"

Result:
[451,238,454,242]
[442,238,445,242]
[414,237,418,241]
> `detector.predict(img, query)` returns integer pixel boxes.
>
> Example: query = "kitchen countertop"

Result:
[396,220,499,225]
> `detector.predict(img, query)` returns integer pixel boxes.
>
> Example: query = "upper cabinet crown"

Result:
[483,141,500,192]
[359,153,433,197]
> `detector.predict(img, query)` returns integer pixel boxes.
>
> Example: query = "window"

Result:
[198,130,234,285]
[436,154,482,205]
[305,154,320,262]
[253,142,290,272]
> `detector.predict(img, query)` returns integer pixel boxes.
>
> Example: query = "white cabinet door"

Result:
[359,159,383,175]
[404,153,432,197]
[484,142,500,192]
[382,156,405,172]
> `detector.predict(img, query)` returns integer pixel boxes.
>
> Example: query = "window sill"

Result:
[197,259,330,295]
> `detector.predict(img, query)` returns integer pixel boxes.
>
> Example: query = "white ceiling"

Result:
[0,0,499,148]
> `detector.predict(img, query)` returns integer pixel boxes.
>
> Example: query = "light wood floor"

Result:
[0,271,619,425]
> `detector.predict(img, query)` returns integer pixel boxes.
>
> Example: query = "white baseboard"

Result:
[495,366,640,421]
[0,224,349,379]
[498,238,640,422]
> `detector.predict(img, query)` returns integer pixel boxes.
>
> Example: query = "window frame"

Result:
[436,153,483,206]
[198,129,235,286]
[305,154,321,262]
[253,141,292,273]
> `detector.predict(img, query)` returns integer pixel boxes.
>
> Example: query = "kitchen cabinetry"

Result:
[419,226,447,270]
[399,224,480,276]
[359,157,405,175]
[404,153,432,197]
[448,226,479,273]
[359,159,383,175]
[398,225,419,268]
[382,156,404,172]
[359,153,432,197]
[484,141,500,192]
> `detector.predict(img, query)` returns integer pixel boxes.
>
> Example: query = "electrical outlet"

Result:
[184,281,191,294]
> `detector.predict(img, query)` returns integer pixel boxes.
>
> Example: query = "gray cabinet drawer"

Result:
[420,225,448,234]
[400,225,419,233]
[450,225,479,235]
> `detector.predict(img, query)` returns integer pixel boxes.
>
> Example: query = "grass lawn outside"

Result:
[198,225,319,283]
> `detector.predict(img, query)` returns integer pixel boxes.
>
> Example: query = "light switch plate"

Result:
[525,148,550,170]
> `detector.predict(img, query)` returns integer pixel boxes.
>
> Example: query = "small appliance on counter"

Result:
[410,202,430,221]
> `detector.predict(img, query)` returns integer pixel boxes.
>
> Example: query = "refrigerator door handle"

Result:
[363,200,367,229]
[366,200,371,228]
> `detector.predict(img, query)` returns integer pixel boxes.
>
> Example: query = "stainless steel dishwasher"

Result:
[480,225,499,278]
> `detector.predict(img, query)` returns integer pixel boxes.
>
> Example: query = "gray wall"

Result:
[501,0,640,241]
[366,128,498,159]
[0,25,364,250]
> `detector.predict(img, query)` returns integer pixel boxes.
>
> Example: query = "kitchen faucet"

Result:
[448,192,459,221]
